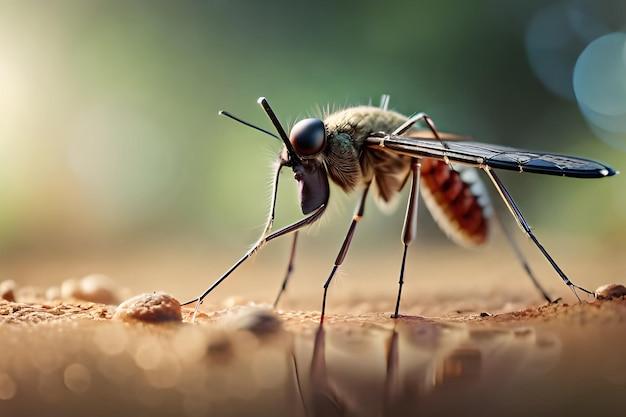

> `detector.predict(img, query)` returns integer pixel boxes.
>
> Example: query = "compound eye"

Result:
[289,118,326,156]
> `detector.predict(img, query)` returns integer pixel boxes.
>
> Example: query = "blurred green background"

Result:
[0,0,624,299]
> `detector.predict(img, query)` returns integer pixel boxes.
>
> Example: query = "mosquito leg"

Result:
[392,113,428,135]
[320,183,371,323]
[183,162,283,320]
[273,231,299,308]
[181,204,326,316]
[492,209,554,303]
[392,159,421,318]
[393,113,455,170]
[483,167,593,301]
[262,160,283,236]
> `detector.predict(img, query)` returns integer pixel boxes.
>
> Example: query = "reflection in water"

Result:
[382,329,399,416]
[434,347,482,386]
[295,322,561,417]
[308,326,351,417]
[0,312,623,417]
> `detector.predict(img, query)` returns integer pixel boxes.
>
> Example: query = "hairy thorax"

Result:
[322,106,409,196]
[321,105,490,247]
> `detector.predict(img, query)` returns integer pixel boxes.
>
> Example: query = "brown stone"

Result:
[595,283,626,300]
[113,292,182,323]
[61,275,119,305]
[221,306,283,338]
[0,280,16,302]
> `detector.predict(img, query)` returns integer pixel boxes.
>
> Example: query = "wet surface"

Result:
[0,299,625,417]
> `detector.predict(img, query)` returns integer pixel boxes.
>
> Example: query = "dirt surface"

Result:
[3,294,625,327]
[2,295,625,336]
[0,292,625,417]
[0,299,113,324]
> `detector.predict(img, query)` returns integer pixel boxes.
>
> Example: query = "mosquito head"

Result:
[219,98,329,214]
[289,118,327,157]
[257,97,302,166]
[255,98,329,213]
[292,162,329,214]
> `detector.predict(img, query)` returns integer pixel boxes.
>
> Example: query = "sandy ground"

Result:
[0,293,624,417]
[0,239,624,416]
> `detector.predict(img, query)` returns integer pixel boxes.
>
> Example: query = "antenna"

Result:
[257,97,302,165]
[218,110,280,140]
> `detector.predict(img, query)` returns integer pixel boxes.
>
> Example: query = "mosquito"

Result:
[182,96,617,322]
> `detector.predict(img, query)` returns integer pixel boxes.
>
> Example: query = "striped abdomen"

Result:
[420,159,491,247]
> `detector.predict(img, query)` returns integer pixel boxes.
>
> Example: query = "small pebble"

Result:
[61,274,119,305]
[595,283,626,300]
[221,296,252,308]
[0,280,16,302]
[222,306,283,338]
[60,279,80,300]
[80,274,119,304]
[14,286,45,302]
[45,286,61,301]
[113,292,182,323]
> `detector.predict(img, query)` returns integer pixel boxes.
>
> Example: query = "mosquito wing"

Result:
[365,134,617,179]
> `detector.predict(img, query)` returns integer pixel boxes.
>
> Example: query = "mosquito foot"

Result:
[191,298,203,323]
[568,285,583,303]
[573,284,594,296]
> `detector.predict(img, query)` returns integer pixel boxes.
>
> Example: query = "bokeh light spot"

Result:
[574,32,626,149]
[134,338,163,370]
[574,33,626,115]
[93,323,128,356]
[63,363,91,394]
[525,2,607,100]
[0,373,17,400]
